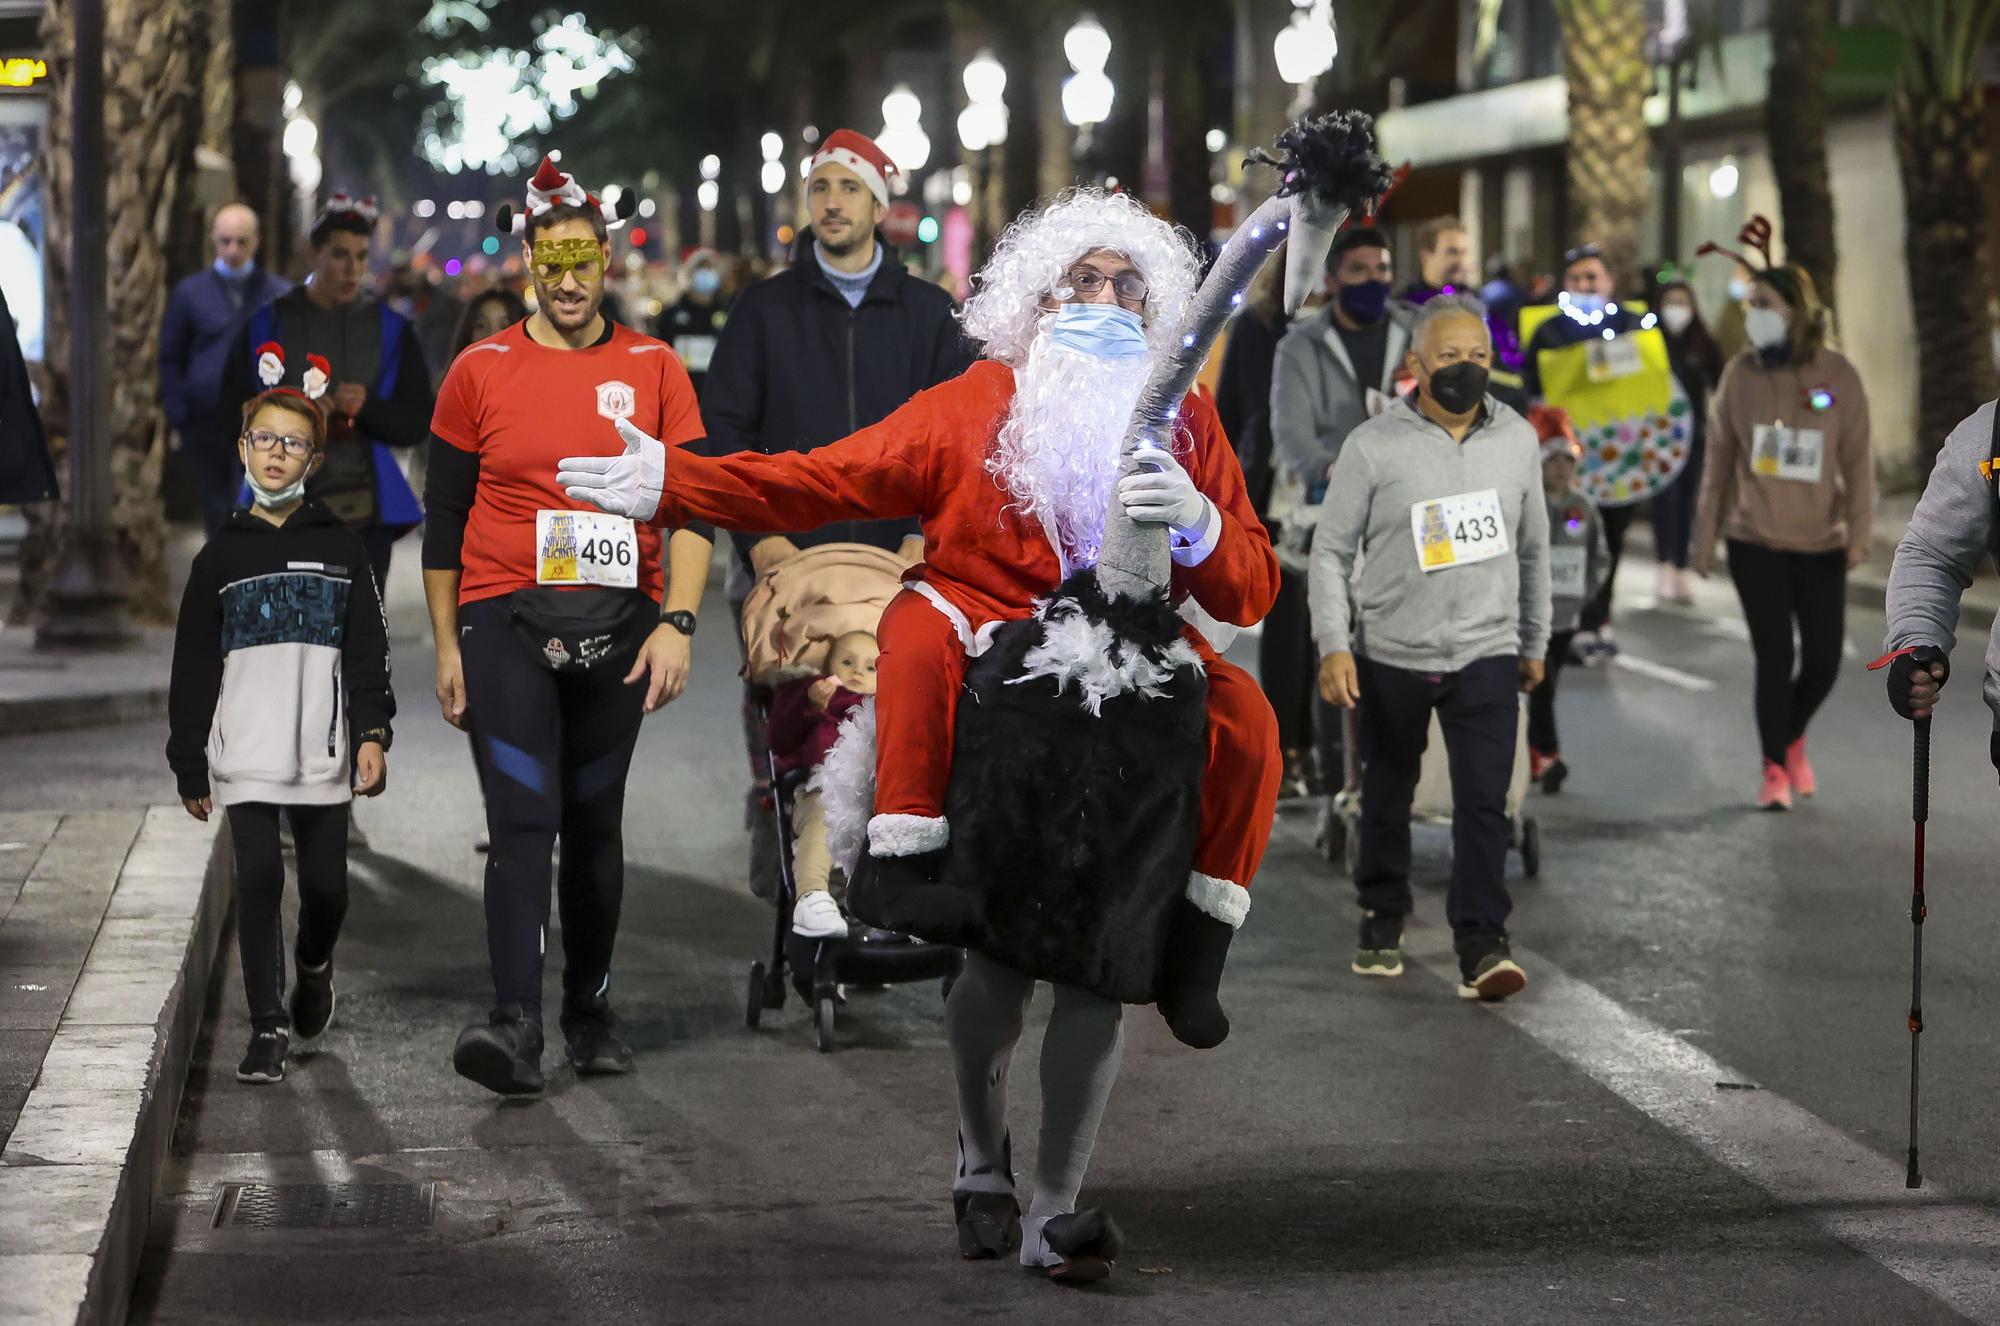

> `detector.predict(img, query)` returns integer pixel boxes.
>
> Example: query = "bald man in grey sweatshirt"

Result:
[1309,295,1550,1001]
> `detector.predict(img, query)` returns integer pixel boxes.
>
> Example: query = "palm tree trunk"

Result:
[16,0,207,625]
[1553,0,1650,288]
[1895,77,1996,478]
[1766,0,1838,312]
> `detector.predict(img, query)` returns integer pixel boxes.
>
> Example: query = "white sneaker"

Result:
[792,891,850,939]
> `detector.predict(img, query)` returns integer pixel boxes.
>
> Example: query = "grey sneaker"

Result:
[1351,911,1404,977]
[1458,946,1528,1002]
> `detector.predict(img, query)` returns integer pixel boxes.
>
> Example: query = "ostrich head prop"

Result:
[1091,111,1394,603]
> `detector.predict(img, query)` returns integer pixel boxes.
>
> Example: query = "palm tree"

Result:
[16,0,214,624]
[1765,0,1837,314]
[1551,0,1651,288]
[1884,0,2000,476]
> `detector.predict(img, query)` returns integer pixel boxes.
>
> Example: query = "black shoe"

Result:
[560,993,634,1075]
[453,1007,545,1096]
[1353,910,1405,978]
[1037,1208,1124,1284]
[236,1029,288,1084]
[289,958,335,1041]
[954,1191,1021,1259]
[1541,757,1569,795]
[1457,939,1528,1003]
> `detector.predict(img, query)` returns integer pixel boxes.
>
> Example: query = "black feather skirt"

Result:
[938,576,1209,1003]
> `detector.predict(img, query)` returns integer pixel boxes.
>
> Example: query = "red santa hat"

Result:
[809,129,898,210]
[493,152,636,235]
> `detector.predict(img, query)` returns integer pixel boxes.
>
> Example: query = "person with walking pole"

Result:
[1879,399,2000,1184]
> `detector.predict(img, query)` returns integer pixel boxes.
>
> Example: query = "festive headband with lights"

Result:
[492,153,636,236]
[254,342,331,412]
[313,192,380,229]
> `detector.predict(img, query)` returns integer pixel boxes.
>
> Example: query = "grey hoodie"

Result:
[1884,401,2000,723]
[1310,393,1552,672]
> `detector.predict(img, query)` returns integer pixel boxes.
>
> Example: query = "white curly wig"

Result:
[960,188,1202,366]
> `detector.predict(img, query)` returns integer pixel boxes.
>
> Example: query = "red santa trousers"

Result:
[874,588,1281,891]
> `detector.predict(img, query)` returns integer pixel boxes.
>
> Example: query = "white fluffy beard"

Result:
[986,325,1157,572]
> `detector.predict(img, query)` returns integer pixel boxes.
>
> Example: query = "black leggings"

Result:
[226,802,348,1034]
[1579,505,1635,633]
[1527,630,1575,756]
[1725,540,1847,765]
[459,595,648,1023]
[1259,564,1316,755]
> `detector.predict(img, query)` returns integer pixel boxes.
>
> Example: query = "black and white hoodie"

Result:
[167,500,394,806]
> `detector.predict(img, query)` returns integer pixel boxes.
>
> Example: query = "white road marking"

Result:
[1402,929,2000,1323]
[1611,653,1718,692]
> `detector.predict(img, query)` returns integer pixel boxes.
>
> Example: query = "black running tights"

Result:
[226,802,348,1033]
[1724,539,1847,765]
[459,597,647,1024]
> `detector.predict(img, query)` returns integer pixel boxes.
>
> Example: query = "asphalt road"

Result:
[12,550,2000,1324]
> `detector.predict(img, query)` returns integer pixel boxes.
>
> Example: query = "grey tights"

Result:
[945,950,1125,1263]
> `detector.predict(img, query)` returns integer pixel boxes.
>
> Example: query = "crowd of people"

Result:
[159,123,1914,1284]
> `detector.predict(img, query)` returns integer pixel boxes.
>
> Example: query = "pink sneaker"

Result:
[1784,737,1815,798]
[1757,761,1793,812]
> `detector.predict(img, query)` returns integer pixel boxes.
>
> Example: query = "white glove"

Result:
[1117,448,1210,530]
[558,417,666,522]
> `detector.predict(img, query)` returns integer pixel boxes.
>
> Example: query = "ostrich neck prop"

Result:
[1091,112,1393,603]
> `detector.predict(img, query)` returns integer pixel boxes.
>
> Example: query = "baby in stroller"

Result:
[765,630,879,938]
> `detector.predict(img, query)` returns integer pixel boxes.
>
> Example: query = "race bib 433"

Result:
[1412,488,1510,572]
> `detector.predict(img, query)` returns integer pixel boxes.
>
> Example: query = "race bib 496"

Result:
[536,509,639,588]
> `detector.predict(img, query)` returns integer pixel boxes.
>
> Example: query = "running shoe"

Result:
[1757,761,1793,812]
[236,1029,288,1084]
[954,1190,1021,1259]
[289,958,335,1041]
[1594,625,1621,659]
[560,993,634,1075]
[1567,630,1598,666]
[1352,911,1404,978]
[452,1007,546,1096]
[1540,754,1569,795]
[792,890,850,939]
[1279,748,1313,800]
[1784,737,1816,798]
[1457,946,1528,1002]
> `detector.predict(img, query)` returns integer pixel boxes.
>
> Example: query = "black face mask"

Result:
[1423,360,1489,415]
[1337,279,1391,324]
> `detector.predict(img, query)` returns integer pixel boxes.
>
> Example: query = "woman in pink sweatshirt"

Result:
[1692,263,1872,811]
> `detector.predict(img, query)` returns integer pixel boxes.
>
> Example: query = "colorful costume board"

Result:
[1522,303,1693,508]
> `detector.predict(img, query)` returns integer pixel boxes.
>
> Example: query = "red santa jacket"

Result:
[656,359,1280,638]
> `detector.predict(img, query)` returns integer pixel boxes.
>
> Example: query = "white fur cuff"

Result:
[868,813,950,857]
[1186,871,1250,928]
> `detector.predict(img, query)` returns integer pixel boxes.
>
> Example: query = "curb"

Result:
[0,807,232,1326]
[1846,571,2000,633]
[0,688,172,739]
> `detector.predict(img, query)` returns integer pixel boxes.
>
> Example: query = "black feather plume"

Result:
[1246,111,1393,214]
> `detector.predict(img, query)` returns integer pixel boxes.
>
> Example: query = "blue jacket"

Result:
[158,266,289,432]
[698,236,974,566]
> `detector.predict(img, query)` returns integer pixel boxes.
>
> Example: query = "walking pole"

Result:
[1907,716,1930,1189]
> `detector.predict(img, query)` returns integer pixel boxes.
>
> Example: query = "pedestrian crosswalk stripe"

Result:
[1400,928,2000,1323]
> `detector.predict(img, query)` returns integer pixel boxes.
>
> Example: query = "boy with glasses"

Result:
[167,371,395,1085]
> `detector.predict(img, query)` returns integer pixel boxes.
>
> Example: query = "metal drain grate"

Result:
[212,1182,435,1230]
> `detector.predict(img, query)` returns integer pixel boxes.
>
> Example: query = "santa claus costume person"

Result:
[562,186,1290,1276]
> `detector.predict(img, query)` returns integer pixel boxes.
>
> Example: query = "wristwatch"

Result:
[661,609,698,637]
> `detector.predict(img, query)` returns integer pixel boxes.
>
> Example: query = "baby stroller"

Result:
[1319,703,1541,880]
[737,543,963,1052]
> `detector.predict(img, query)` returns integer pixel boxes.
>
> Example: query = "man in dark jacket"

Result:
[699,127,972,898]
[160,203,289,532]
[221,194,432,593]
[0,282,53,505]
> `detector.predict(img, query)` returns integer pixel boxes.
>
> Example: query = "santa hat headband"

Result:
[493,153,636,236]
[253,342,331,412]
[314,192,380,228]
[810,129,898,210]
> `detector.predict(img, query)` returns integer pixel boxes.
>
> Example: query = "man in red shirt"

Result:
[422,155,714,1097]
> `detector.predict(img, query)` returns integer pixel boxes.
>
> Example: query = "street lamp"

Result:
[1273,0,1337,103]
[877,83,931,173]
[958,50,1008,152]
[760,160,786,195]
[1061,14,1114,129]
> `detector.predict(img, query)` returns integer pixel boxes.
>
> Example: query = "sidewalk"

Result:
[0,807,230,1326]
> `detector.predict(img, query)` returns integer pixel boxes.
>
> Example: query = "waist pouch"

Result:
[508,586,655,674]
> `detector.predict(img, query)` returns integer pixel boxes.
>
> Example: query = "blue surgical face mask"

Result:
[1048,301,1148,358]
[213,254,253,280]
[690,268,722,297]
